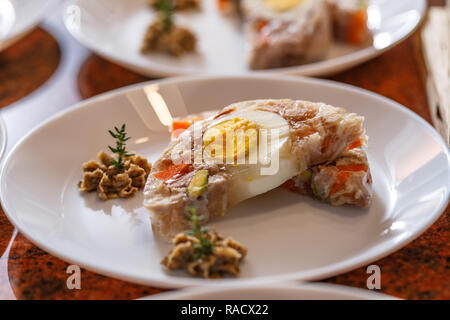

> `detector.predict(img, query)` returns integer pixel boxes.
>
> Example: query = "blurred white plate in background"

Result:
[0,115,6,162]
[62,0,426,77]
[0,0,56,51]
[144,283,399,300]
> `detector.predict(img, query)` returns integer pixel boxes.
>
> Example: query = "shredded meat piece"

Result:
[284,147,372,207]
[78,151,151,200]
[141,20,196,56]
[161,230,247,278]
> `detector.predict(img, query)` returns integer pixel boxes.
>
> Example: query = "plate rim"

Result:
[61,0,427,77]
[0,115,7,162]
[0,0,57,51]
[142,282,400,300]
[1,74,449,288]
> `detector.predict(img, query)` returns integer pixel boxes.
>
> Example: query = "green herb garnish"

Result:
[184,206,215,259]
[155,0,174,31]
[108,124,134,170]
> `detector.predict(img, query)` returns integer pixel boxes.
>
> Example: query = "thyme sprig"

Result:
[155,0,174,31]
[108,124,134,170]
[184,206,215,259]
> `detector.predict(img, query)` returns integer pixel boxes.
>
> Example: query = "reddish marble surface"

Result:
[325,209,449,300]
[4,233,164,300]
[0,28,61,108]
[0,2,448,300]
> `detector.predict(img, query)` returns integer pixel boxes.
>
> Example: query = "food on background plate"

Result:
[149,0,200,11]
[141,22,196,56]
[217,0,370,69]
[141,0,370,64]
[78,124,151,200]
[328,0,371,45]
[242,0,370,69]
[162,207,247,278]
[144,99,367,239]
[217,0,241,14]
[141,0,197,56]
[242,0,333,69]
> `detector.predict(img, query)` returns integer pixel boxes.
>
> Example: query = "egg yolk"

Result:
[263,0,304,11]
[203,118,259,164]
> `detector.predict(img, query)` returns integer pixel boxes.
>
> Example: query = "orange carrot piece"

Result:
[154,164,192,181]
[348,10,368,45]
[337,171,350,183]
[330,171,350,195]
[172,120,192,132]
[255,19,269,32]
[347,138,363,150]
[217,0,230,12]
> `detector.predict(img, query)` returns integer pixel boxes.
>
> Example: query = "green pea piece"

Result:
[299,169,312,182]
[311,181,322,200]
[187,170,209,198]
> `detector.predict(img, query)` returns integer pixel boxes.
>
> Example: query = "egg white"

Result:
[204,109,299,205]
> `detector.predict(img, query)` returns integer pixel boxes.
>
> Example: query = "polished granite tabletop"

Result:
[0,0,448,300]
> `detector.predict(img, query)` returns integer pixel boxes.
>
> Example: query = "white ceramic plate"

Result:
[62,0,426,77]
[0,115,6,162]
[1,75,449,288]
[0,0,56,51]
[144,283,398,300]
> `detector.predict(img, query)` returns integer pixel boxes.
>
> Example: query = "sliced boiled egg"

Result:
[263,0,305,12]
[243,0,311,21]
[202,109,299,205]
